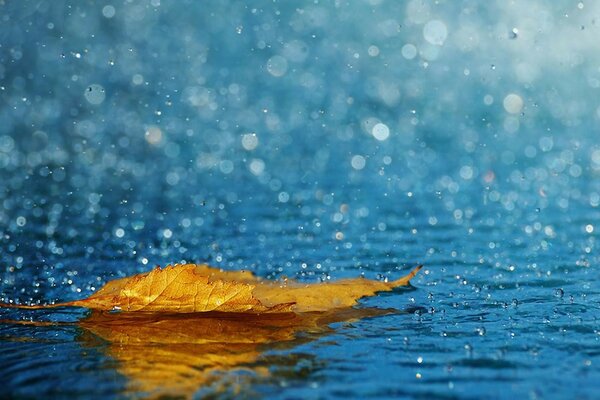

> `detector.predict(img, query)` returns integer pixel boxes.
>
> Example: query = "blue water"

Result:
[2,0,600,398]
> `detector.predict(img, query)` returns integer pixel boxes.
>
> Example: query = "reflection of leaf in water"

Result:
[77,308,397,399]
[0,264,421,314]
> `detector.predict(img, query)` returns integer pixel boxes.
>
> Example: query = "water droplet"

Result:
[84,84,106,105]
[401,43,418,60]
[266,55,288,77]
[503,93,523,114]
[145,126,163,145]
[371,123,390,141]
[102,5,116,18]
[241,133,259,150]
[423,20,448,46]
[351,155,366,170]
[132,74,144,85]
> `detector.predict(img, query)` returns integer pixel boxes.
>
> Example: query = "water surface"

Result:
[2,1,600,398]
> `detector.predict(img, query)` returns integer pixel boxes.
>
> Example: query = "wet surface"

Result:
[2,1,600,398]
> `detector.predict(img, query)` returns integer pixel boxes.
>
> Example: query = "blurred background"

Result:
[2,0,598,280]
[1,1,599,398]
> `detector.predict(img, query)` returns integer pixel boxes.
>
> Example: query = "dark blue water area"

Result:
[2,0,600,399]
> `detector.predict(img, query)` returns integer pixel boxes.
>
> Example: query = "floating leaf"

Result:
[253,265,421,312]
[0,265,420,397]
[0,264,421,314]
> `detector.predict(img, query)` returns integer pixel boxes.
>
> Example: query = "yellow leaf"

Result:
[0,264,421,314]
[1,263,421,398]
[254,265,421,312]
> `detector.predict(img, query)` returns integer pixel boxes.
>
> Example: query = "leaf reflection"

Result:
[77,307,397,398]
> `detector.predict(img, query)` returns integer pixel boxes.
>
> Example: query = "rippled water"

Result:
[2,1,600,399]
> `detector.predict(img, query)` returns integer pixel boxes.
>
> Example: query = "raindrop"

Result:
[423,20,448,46]
[367,45,379,57]
[241,133,259,150]
[503,93,523,114]
[266,55,288,77]
[371,123,390,141]
[401,44,418,60]
[84,84,106,105]
[102,5,116,18]
[351,155,366,170]
[132,74,144,85]
[145,126,163,145]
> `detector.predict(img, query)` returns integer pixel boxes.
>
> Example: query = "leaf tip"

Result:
[391,264,423,288]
